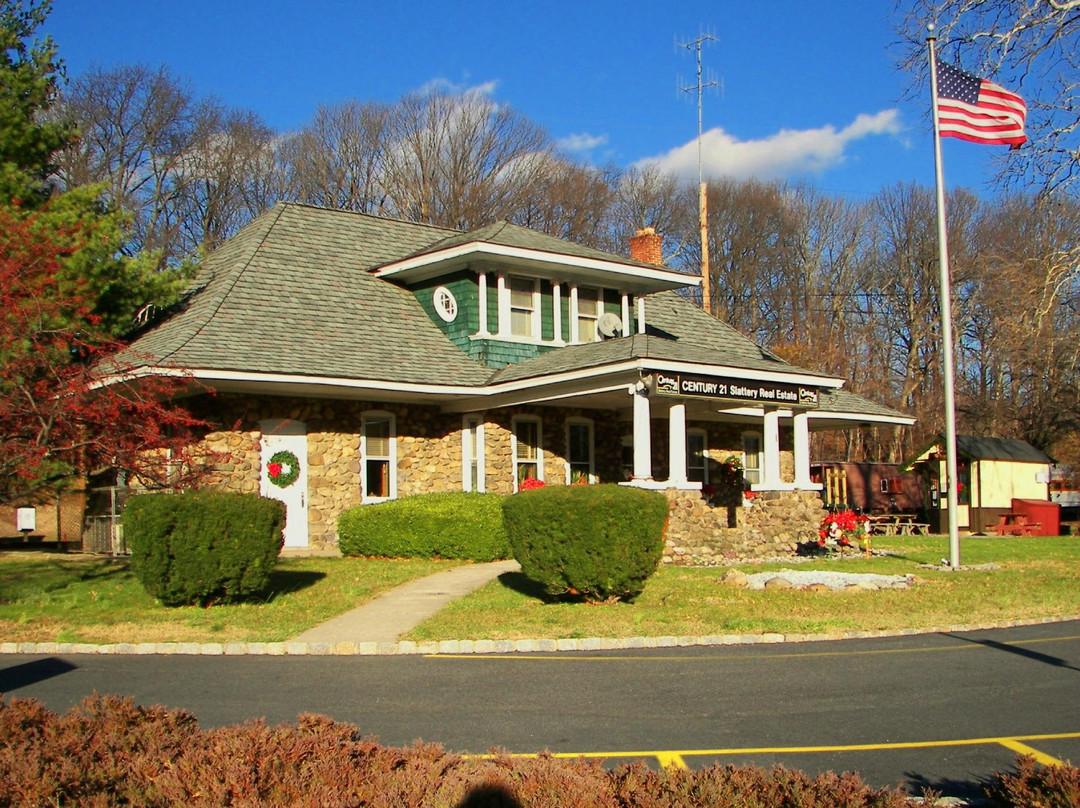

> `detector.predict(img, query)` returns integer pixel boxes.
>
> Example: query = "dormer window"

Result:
[577,287,602,343]
[508,277,539,339]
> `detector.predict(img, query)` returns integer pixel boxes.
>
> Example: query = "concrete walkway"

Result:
[289,560,520,645]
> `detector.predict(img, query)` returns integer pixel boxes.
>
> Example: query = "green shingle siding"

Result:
[468,338,555,369]
[541,280,554,341]
[411,271,479,354]
[487,280,498,334]
[603,289,621,317]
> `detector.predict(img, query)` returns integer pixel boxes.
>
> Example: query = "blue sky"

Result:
[43,0,1012,199]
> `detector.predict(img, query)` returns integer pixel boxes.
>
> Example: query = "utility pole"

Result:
[678,30,719,315]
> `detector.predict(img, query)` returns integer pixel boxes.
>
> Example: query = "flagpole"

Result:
[927,27,962,569]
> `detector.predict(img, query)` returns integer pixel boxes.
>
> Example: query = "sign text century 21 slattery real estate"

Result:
[650,372,819,408]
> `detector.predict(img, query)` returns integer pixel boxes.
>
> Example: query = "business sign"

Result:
[651,372,819,408]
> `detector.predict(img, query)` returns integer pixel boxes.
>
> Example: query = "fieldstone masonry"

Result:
[663,488,827,565]
[186,393,818,557]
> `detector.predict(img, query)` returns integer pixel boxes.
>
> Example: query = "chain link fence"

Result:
[80,486,135,555]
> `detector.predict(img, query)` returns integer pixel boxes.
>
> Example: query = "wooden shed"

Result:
[811,462,924,513]
[902,436,1053,534]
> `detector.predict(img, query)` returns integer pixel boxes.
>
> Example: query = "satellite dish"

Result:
[597,312,623,339]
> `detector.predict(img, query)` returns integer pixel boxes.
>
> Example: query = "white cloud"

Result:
[557,132,609,154]
[635,109,903,181]
[415,77,498,99]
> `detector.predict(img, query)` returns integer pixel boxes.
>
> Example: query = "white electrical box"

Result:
[16,507,36,532]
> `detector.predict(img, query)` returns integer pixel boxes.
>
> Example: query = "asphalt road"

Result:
[3,620,1078,801]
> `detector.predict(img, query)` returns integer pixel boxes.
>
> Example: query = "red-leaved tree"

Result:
[0,205,211,505]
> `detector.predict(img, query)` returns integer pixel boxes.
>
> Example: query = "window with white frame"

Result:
[462,416,485,493]
[362,412,396,501]
[742,431,762,486]
[576,286,603,343]
[566,419,594,484]
[687,429,708,484]
[512,417,543,490]
[508,277,538,338]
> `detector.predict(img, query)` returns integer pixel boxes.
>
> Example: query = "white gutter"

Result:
[373,242,700,289]
[111,358,844,401]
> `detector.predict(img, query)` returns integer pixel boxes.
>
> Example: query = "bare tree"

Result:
[279,100,391,214]
[510,155,617,249]
[55,64,275,265]
[680,178,795,342]
[897,0,1080,195]
[960,194,1080,451]
[381,88,553,229]
[610,166,696,263]
[896,1,1080,465]
[174,108,277,254]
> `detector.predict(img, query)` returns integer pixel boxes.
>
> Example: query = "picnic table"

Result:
[990,512,1042,536]
[867,514,931,536]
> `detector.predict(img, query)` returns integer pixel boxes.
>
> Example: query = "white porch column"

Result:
[621,292,630,335]
[667,402,687,484]
[632,382,653,480]
[476,271,490,337]
[793,410,813,488]
[637,296,646,334]
[552,281,564,344]
[569,284,580,343]
[495,274,506,337]
[762,408,782,488]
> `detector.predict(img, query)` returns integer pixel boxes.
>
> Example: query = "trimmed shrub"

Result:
[502,483,668,601]
[123,491,285,606]
[337,492,510,561]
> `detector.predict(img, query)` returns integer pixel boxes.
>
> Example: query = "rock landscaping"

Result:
[720,567,926,592]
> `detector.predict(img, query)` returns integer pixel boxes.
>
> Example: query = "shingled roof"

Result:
[395,219,675,272]
[119,203,492,386]
[117,201,907,427]
[490,291,831,384]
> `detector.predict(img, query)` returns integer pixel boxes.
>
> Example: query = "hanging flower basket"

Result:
[266,449,300,488]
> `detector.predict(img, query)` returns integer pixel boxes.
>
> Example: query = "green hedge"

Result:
[502,484,668,601]
[123,491,284,606]
[337,492,510,561]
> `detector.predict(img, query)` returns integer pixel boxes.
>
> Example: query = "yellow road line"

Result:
[428,634,1080,662]
[655,752,688,770]
[464,732,1080,764]
[998,740,1065,767]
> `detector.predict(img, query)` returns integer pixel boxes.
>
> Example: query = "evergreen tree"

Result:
[0,0,190,335]
[0,1,208,504]
[0,0,68,205]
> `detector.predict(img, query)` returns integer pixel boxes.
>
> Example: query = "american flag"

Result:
[935,60,1026,148]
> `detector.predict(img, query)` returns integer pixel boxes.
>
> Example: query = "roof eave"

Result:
[372,242,699,293]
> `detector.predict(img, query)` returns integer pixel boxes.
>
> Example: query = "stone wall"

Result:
[189,395,464,548]
[184,392,810,551]
[663,488,826,565]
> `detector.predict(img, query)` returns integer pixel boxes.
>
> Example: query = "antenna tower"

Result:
[677,30,719,315]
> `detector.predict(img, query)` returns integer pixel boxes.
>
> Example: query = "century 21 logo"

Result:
[654,373,679,394]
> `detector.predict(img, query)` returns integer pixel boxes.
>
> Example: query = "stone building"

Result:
[118,202,912,559]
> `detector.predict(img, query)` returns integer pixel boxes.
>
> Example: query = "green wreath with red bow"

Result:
[266,449,300,488]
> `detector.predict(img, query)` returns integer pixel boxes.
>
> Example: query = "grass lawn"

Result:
[404,534,1080,642]
[0,555,461,644]
[2,535,1077,646]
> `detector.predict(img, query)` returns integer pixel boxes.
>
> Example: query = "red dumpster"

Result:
[1010,498,1061,536]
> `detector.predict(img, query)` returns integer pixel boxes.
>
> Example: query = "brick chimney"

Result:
[629,227,663,266]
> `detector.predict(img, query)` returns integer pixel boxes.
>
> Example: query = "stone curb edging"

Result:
[3,614,1076,657]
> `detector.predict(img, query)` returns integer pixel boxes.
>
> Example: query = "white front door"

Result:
[259,419,309,548]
